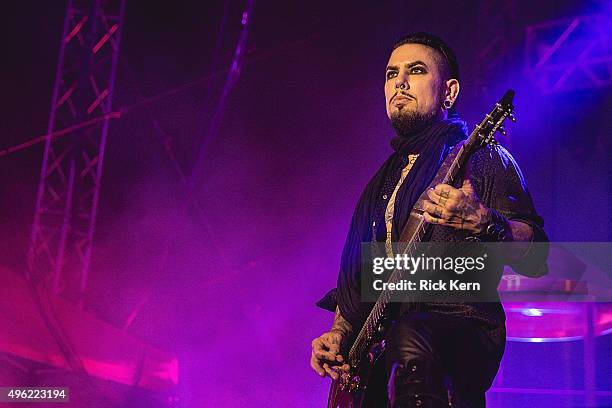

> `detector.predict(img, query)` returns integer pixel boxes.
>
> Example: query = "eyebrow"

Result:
[385,60,429,71]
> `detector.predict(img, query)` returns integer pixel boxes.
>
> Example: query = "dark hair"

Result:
[392,32,460,82]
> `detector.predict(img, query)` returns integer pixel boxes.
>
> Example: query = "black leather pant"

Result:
[363,311,504,408]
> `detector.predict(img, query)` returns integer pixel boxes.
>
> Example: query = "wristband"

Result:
[468,209,509,242]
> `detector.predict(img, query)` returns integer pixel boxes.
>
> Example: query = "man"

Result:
[310,32,547,407]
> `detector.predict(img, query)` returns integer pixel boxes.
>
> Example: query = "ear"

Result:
[445,79,460,103]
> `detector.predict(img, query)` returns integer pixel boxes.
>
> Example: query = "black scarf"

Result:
[336,118,468,328]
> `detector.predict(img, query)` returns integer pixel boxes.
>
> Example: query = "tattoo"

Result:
[332,307,352,336]
[439,196,447,207]
[434,207,443,218]
[440,189,450,199]
[461,200,479,220]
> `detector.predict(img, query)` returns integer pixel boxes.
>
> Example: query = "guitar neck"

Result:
[347,132,482,366]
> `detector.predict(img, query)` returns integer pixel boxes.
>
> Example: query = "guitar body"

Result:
[327,341,385,408]
[327,380,365,408]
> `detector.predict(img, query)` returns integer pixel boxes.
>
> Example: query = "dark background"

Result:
[1,1,611,406]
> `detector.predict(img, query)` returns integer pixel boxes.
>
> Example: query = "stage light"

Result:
[521,308,544,317]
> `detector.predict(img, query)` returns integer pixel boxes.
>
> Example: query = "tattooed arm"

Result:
[331,306,353,336]
[310,307,352,379]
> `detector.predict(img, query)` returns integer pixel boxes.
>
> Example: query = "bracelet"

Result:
[468,209,509,242]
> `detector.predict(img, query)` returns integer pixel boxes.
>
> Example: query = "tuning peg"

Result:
[508,113,517,122]
[498,127,506,136]
[485,135,499,146]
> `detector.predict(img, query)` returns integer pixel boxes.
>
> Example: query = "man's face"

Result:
[384,43,446,122]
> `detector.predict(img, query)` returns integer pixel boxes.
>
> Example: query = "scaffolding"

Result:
[27,0,126,305]
[525,14,612,93]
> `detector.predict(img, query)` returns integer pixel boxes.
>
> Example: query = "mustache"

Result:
[391,91,416,102]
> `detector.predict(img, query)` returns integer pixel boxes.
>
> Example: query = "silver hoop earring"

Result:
[443,99,453,109]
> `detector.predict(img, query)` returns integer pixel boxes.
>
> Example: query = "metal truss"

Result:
[525,14,612,93]
[474,0,518,88]
[473,0,518,149]
[27,0,125,305]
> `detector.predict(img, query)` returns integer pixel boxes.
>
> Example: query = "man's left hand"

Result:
[422,179,490,234]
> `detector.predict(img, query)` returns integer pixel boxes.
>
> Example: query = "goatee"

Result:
[390,108,437,138]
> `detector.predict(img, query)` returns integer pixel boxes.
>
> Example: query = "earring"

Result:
[443,99,453,109]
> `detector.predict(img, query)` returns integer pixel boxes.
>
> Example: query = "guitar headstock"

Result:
[474,89,516,146]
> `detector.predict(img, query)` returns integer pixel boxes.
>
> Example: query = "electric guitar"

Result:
[327,90,516,407]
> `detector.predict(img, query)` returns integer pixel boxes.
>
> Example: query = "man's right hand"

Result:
[310,330,350,380]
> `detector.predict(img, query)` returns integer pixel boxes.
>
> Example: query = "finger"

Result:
[422,200,451,220]
[318,334,335,348]
[424,211,473,229]
[314,349,339,362]
[323,363,339,380]
[426,188,440,205]
[461,179,475,194]
[324,332,344,353]
[328,343,340,355]
[426,189,457,210]
[313,338,341,363]
[328,331,343,344]
[312,338,331,357]
[315,335,337,352]
[446,215,470,226]
[439,218,467,230]
[439,216,479,233]
[433,184,462,199]
[331,361,350,372]
[331,364,350,378]
[423,211,446,225]
[311,338,323,350]
[310,354,326,377]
